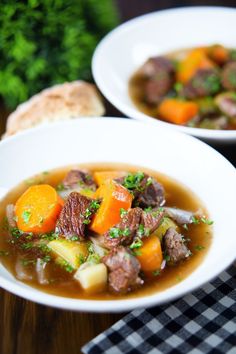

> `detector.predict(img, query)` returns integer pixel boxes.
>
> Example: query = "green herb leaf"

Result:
[87,253,100,264]
[195,245,205,251]
[137,224,150,237]
[21,242,33,250]
[70,235,79,241]
[152,269,160,276]
[120,208,128,218]
[21,259,36,267]
[122,171,145,191]
[200,217,214,225]
[56,183,65,192]
[165,254,171,262]
[41,255,51,264]
[22,210,31,223]
[41,232,59,241]
[191,216,200,224]
[130,238,143,249]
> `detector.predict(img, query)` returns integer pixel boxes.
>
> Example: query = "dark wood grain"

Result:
[0,287,124,354]
[0,2,236,354]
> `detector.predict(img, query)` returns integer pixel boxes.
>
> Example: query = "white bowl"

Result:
[0,118,235,312]
[92,6,236,144]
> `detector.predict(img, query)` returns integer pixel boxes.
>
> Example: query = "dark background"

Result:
[116,0,236,22]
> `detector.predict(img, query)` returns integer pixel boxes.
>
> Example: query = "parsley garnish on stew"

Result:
[122,171,145,191]
[22,210,31,224]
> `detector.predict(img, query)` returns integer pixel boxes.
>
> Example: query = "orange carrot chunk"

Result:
[90,180,132,235]
[177,48,215,83]
[208,45,229,65]
[136,235,163,273]
[93,171,127,186]
[15,184,63,233]
[158,98,199,125]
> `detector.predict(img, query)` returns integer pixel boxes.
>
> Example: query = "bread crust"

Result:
[3,81,105,138]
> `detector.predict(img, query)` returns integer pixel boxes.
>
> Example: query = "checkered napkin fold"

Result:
[82,263,236,354]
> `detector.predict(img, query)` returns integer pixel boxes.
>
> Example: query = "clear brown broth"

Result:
[0,163,212,300]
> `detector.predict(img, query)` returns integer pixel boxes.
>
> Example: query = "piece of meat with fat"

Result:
[103,207,142,249]
[116,173,165,208]
[62,169,96,191]
[141,208,164,234]
[221,62,236,90]
[163,227,191,263]
[12,232,49,259]
[140,56,175,104]
[102,246,143,293]
[56,192,96,239]
[182,69,221,99]
[102,207,164,249]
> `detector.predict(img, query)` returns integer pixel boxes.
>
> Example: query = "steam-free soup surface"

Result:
[0,164,212,300]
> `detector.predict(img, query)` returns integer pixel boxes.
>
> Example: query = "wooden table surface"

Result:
[0,2,236,354]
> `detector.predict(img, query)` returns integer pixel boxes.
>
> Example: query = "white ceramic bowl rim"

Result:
[0,118,235,312]
[92,6,236,142]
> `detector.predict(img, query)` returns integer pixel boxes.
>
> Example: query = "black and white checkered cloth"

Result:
[82,263,236,354]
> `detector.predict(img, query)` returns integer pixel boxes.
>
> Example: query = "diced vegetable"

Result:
[58,187,94,200]
[48,239,88,269]
[90,180,132,234]
[89,237,108,257]
[177,48,215,83]
[153,217,179,241]
[196,97,218,116]
[93,171,127,186]
[79,189,95,198]
[74,262,107,292]
[136,234,163,273]
[207,45,229,65]
[15,184,63,233]
[158,99,199,125]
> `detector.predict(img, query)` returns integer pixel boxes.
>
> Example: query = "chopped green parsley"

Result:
[195,245,205,251]
[22,210,31,224]
[130,238,143,249]
[200,217,214,225]
[122,171,145,191]
[120,208,128,218]
[109,227,130,239]
[137,224,150,238]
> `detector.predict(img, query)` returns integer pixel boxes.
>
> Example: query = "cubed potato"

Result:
[74,263,107,293]
[48,239,88,269]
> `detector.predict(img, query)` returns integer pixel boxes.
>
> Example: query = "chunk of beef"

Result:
[56,192,96,239]
[102,246,143,293]
[182,69,221,99]
[221,62,236,90]
[103,208,143,249]
[116,173,165,208]
[163,228,191,263]
[11,232,48,259]
[141,209,164,235]
[62,169,96,191]
[135,174,165,208]
[140,57,175,104]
